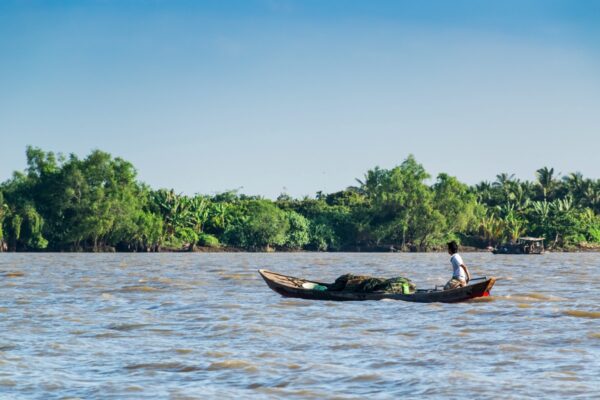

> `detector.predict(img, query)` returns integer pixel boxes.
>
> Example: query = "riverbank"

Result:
[4,243,600,253]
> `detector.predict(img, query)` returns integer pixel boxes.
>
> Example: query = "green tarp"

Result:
[328,273,416,294]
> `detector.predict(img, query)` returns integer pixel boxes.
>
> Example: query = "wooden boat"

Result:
[492,237,545,254]
[258,269,496,303]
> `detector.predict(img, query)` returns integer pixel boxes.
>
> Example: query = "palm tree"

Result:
[474,181,493,203]
[583,184,600,212]
[510,183,531,211]
[562,172,591,206]
[494,173,515,188]
[355,166,387,198]
[494,173,518,205]
[536,167,556,200]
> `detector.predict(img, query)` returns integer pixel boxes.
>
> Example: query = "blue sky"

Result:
[1,0,599,198]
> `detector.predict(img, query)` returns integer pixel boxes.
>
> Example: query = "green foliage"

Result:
[355,155,446,250]
[307,222,338,251]
[21,205,48,249]
[198,233,220,248]
[177,227,199,247]
[284,211,310,250]
[289,198,355,250]
[132,210,163,251]
[3,148,600,252]
[433,173,480,241]
[223,200,289,251]
[205,201,237,235]
[0,192,6,244]
[8,213,22,251]
[588,226,600,243]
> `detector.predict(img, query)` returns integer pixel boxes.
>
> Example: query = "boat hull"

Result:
[258,269,496,303]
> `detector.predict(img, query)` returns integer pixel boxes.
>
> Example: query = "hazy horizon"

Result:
[2,0,599,199]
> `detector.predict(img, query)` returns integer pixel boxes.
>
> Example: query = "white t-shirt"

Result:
[450,253,466,281]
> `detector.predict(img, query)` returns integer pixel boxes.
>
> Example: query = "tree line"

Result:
[1,147,600,252]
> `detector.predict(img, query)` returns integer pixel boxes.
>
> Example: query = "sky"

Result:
[1,0,599,199]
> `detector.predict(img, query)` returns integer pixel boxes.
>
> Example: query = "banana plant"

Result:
[478,213,503,245]
[187,196,210,233]
[552,196,573,214]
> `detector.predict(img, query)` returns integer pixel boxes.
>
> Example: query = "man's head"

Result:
[447,241,459,255]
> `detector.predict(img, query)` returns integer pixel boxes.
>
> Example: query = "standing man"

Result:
[445,241,472,290]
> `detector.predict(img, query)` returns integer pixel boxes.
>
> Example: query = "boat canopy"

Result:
[518,237,544,242]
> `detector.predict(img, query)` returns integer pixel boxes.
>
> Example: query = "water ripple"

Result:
[0,252,599,399]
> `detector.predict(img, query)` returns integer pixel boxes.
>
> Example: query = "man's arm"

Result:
[461,264,472,282]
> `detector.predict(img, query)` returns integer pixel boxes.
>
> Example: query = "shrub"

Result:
[198,233,220,248]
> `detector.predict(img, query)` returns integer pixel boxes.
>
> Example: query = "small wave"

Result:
[274,300,314,308]
[498,344,525,353]
[501,293,566,302]
[330,343,362,350]
[219,273,252,281]
[247,383,263,389]
[204,351,232,358]
[186,280,208,286]
[369,360,399,368]
[124,386,144,392]
[220,303,242,310]
[470,296,495,303]
[423,325,440,331]
[588,332,600,339]
[517,303,533,308]
[144,277,174,284]
[94,332,121,338]
[564,310,600,319]
[2,271,25,277]
[525,292,566,301]
[543,371,580,382]
[256,352,277,359]
[117,285,161,292]
[149,328,175,336]
[125,362,202,372]
[107,323,148,331]
[347,373,382,382]
[207,360,257,372]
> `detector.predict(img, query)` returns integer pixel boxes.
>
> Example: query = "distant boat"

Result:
[492,237,545,254]
[258,269,496,303]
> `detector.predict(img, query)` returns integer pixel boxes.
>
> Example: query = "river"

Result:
[1,253,599,399]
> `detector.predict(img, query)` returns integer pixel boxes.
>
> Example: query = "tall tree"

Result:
[536,167,556,200]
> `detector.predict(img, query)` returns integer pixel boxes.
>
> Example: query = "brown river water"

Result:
[0,253,599,399]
